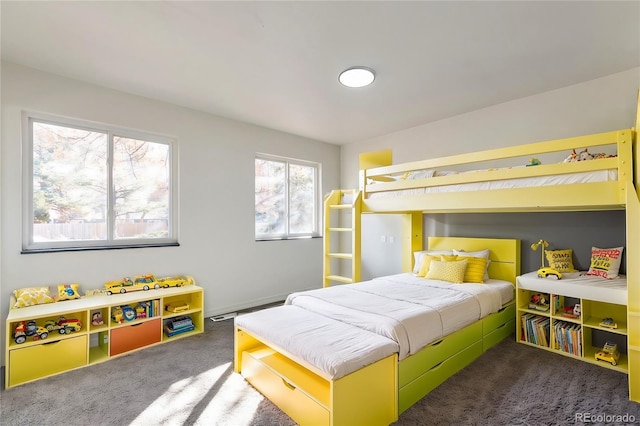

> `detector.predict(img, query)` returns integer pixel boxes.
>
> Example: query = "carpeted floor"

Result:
[1,318,638,425]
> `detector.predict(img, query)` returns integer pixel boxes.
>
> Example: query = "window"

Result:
[255,154,321,240]
[23,113,178,252]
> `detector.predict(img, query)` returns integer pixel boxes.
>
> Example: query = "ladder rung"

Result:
[329,204,352,210]
[327,252,353,259]
[326,275,353,284]
[328,227,352,232]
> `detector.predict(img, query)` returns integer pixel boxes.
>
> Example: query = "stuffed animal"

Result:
[564,148,615,163]
[578,149,593,161]
[563,149,578,163]
[527,157,541,167]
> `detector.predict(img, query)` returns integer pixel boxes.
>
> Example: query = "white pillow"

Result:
[405,169,435,180]
[453,248,491,280]
[413,250,454,274]
[586,246,624,279]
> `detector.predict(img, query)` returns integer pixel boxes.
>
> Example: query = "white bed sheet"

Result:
[368,169,617,198]
[285,273,514,360]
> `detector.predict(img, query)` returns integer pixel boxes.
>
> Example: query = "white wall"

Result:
[0,62,340,362]
[342,68,639,278]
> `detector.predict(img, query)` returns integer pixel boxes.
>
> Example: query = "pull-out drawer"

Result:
[399,340,483,413]
[242,346,330,426]
[399,320,482,388]
[484,319,515,351]
[483,303,515,334]
[9,335,88,387]
[110,318,161,356]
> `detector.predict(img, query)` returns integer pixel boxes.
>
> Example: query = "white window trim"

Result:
[22,111,179,252]
[255,153,321,241]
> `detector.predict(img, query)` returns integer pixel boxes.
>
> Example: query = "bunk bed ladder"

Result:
[323,189,362,287]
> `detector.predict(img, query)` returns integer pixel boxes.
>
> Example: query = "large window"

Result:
[255,154,320,240]
[23,113,178,252]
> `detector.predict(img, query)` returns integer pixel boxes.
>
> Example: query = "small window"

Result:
[255,154,321,240]
[23,113,178,252]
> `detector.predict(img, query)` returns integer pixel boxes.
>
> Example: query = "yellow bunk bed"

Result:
[354,116,639,403]
[359,128,633,214]
[234,97,640,425]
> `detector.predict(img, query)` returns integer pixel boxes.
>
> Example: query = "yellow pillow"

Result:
[426,259,468,283]
[457,256,488,283]
[13,287,55,309]
[544,249,577,272]
[57,284,80,301]
[418,254,458,277]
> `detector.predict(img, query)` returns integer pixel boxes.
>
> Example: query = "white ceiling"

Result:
[2,1,639,145]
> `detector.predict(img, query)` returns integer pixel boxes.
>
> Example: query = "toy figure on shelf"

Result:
[111,306,124,323]
[92,312,104,326]
[528,293,549,312]
[561,305,580,319]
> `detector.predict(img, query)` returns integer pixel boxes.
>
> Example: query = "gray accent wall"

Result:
[427,210,626,275]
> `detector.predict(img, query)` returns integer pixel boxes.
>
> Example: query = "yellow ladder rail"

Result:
[323,189,361,287]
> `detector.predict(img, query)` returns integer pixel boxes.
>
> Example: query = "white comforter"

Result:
[285,273,512,360]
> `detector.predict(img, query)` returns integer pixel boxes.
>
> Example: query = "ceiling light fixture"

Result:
[338,67,375,88]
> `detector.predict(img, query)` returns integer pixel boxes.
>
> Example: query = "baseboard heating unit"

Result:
[210,312,237,322]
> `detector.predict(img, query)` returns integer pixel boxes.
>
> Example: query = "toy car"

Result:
[44,316,82,334]
[595,342,620,366]
[599,317,618,329]
[104,274,161,295]
[13,320,49,344]
[165,300,189,313]
[157,275,194,288]
[537,267,562,279]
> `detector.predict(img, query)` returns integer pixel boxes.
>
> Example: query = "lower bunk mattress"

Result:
[234,274,515,425]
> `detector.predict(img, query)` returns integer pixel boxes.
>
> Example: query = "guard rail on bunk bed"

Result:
[359,129,636,214]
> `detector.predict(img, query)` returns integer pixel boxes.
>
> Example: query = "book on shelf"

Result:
[553,321,582,356]
[521,314,550,347]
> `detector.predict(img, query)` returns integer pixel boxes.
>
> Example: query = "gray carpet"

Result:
[1,318,638,425]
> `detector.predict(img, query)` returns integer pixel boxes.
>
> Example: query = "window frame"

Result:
[255,153,321,241]
[22,111,179,253]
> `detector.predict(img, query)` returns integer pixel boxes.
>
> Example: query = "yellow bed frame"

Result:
[354,98,640,404]
[235,237,520,425]
[359,129,634,214]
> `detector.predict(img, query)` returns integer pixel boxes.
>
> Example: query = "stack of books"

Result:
[164,315,194,337]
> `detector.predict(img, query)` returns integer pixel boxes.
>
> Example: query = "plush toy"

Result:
[578,149,593,161]
[573,303,581,317]
[527,157,541,167]
[563,149,578,163]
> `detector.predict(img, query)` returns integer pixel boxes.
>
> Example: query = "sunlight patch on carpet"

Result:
[193,372,263,425]
[130,362,238,425]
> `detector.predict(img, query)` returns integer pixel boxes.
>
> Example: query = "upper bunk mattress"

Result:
[285,273,514,361]
[368,169,618,198]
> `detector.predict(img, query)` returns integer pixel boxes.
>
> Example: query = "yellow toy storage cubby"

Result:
[5,285,204,388]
